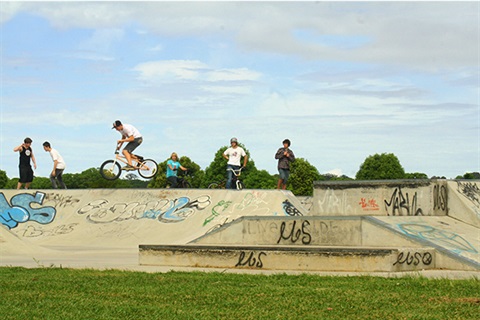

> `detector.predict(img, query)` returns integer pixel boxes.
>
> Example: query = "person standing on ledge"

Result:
[43,141,67,189]
[13,137,37,189]
[275,139,295,190]
[223,137,248,189]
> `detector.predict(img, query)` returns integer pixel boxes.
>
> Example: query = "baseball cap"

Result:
[112,120,122,129]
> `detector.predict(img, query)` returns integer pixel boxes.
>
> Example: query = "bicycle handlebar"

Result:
[227,167,244,176]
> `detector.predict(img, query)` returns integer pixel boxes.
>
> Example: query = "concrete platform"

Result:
[139,244,436,272]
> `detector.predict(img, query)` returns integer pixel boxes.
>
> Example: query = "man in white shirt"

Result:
[112,120,143,170]
[43,141,67,189]
[223,137,248,189]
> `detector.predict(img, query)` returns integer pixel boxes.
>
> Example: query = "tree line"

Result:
[1,148,477,196]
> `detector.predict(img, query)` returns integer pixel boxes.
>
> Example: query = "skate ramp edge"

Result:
[139,216,480,272]
[447,180,480,228]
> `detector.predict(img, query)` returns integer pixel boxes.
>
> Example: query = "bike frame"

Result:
[227,167,243,189]
[113,151,142,168]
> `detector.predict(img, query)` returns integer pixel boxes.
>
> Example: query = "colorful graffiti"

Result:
[77,195,211,224]
[0,192,56,229]
[359,198,380,211]
[397,223,478,254]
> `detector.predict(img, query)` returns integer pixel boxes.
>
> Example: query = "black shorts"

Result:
[19,165,34,183]
[124,137,143,153]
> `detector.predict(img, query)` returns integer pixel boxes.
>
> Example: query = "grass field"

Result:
[1,267,479,319]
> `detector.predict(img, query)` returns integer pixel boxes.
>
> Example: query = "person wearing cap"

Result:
[275,139,295,190]
[112,120,143,171]
[223,137,248,189]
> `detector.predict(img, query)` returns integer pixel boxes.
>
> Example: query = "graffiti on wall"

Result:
[397,223,478,254]
[317,189,355,215]
[393,251,433,267]
[433,184,447,212]
[77,195,211,224]
[359,198,380,211]
[385,188,423,216]
[457,181,480,209]
[0,192,56,229]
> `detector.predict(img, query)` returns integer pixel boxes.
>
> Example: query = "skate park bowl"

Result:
[1,179,479,276]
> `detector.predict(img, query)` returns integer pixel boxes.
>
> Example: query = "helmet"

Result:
[230,137,238,144]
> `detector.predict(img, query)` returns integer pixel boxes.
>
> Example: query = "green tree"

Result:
[149,156,204,188]
[455,172,480,179]
[66,168,129,188]
[202,144,256,188]
[243,169,277,189]
[288,158,322,196]
[0,170,8,188]
[404,172,429,179]
[355,153,405,180]
[30,177,52,189]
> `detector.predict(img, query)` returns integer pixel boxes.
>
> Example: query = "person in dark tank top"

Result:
[13,137,37,189]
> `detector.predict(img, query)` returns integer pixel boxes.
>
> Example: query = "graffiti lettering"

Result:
[22,223,78,238]
[77,196,211,224]
[235,251,266,268]
[359,198,380,211]
[203,200,232,226]
[282,199,303,216]
[433,185,447,211]
[277,220,312,245]
[384,188,423,216]
[393,251,433,266]
[0,192,56,229]
[45,193,80,208]
[457,181,480,208]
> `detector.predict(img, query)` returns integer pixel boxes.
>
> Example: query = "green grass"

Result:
[0,267,479,319]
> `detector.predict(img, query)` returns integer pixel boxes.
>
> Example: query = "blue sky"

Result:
[1,1,479,180]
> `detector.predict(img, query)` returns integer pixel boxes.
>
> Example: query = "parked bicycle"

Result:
[208,167,245,190]
[100,149,158,180]
[167,170,193,188]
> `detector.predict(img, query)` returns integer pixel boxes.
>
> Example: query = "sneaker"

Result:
[122,165,136,171]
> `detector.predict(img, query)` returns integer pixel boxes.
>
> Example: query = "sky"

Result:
[0,1,479,181]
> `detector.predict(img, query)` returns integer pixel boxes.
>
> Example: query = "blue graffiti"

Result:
[397,223,478,254]
[0,192,56,229]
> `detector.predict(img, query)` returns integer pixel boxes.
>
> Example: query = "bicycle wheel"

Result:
[236,180,245,190]
[138,159,158,179]
[100,160,121,180]
[181,181,191,188]
[208,182,223,189]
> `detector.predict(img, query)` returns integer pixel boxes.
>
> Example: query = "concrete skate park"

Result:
[1,179,479,278]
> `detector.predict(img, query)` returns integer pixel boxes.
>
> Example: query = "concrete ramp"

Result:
[0,189,306,252]
[447,180,480,227]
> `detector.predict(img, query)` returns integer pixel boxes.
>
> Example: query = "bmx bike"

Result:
[100,149,158,180]
[167,170,193,188]
[208,167,245,190]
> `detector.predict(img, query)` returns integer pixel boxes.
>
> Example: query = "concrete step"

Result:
[139,244,436,272]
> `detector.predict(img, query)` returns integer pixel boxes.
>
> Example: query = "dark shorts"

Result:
[278,168,290,182]
[19,165,34,183]
[124,137,143,153]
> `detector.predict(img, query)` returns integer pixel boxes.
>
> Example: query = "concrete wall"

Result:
[312,179,449,217]
[447,180,480,228]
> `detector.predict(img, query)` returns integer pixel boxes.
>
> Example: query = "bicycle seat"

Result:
[134,154,144,161]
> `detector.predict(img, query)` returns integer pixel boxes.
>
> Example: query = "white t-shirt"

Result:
[50,148,66,169]
[120,124,142,139]
[224,146,246,166]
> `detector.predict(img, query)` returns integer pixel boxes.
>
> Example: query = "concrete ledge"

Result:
[139,244,436,272]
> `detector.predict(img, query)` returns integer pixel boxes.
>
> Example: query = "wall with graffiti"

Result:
[0,189,307,247]
[312,180,449,217]
[447,180,480,228]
